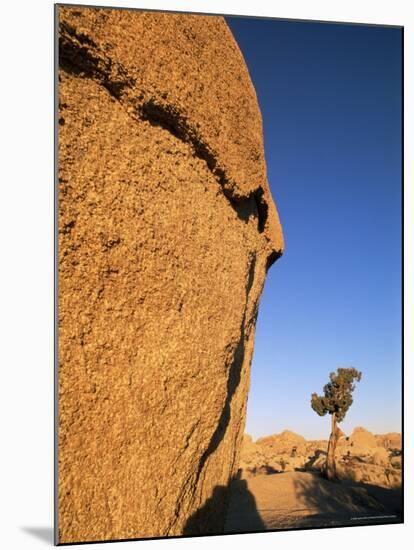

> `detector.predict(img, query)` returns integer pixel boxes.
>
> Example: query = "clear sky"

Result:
[225,17,402,441]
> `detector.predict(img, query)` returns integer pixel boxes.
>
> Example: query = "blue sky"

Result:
[226,17,402,440]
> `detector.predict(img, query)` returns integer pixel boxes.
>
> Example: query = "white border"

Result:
[0,1,411,549]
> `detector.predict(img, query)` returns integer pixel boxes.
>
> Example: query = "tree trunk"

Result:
[326,412,338,481]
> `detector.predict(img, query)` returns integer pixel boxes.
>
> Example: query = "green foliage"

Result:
[311,367,362,423]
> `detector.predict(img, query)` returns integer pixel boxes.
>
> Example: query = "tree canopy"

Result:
[311,367,362,423]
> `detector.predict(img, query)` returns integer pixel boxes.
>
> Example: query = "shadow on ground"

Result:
[223,478,266,533]
[184,478,264,535]
[21,527,54,544]
[291,471,402,527]
[224,471,402,533]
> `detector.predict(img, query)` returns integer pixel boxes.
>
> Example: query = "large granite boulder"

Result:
[336,461,401,489]
[375,432,402,450]
[238,434,268,478]
[238,431,313,477]
[346,427,378,456]
[256,430,307,455]
[58,6,283,544]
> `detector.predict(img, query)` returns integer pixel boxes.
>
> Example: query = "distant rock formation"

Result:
[58,6,283,544]
[347,426,377,451]
[240,431,321,475]
[257,429,307,447]
[239,429,402,489]
[238,434,268,476]
[375,432,402,450]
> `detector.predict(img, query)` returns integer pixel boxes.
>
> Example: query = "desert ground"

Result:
[225,427,402,532]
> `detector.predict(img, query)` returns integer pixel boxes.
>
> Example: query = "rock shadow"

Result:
[183,480,264,536]
[292,472,402,525]
[183,485,229,535]
[304,449,327,471]
[223,478,266,534]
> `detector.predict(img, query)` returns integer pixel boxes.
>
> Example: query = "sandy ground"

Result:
[224,471,402,532]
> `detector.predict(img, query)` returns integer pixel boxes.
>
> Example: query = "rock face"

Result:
[238,434,268,476]
[335,462,401,489]
[57,6,283,544]
[348,426,377,452]
[375,432,402,450]
[256,430,309,472]
[257,430,306,450]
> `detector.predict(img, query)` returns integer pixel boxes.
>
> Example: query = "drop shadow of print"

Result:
[21,526,54,544]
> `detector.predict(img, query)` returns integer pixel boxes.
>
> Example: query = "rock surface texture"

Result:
[58,6,283,544]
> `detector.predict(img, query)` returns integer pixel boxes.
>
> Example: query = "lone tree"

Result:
[311,367,362,481]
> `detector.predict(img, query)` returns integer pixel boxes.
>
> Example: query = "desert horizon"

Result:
[245,427,402,444]
[246,420,403,442]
